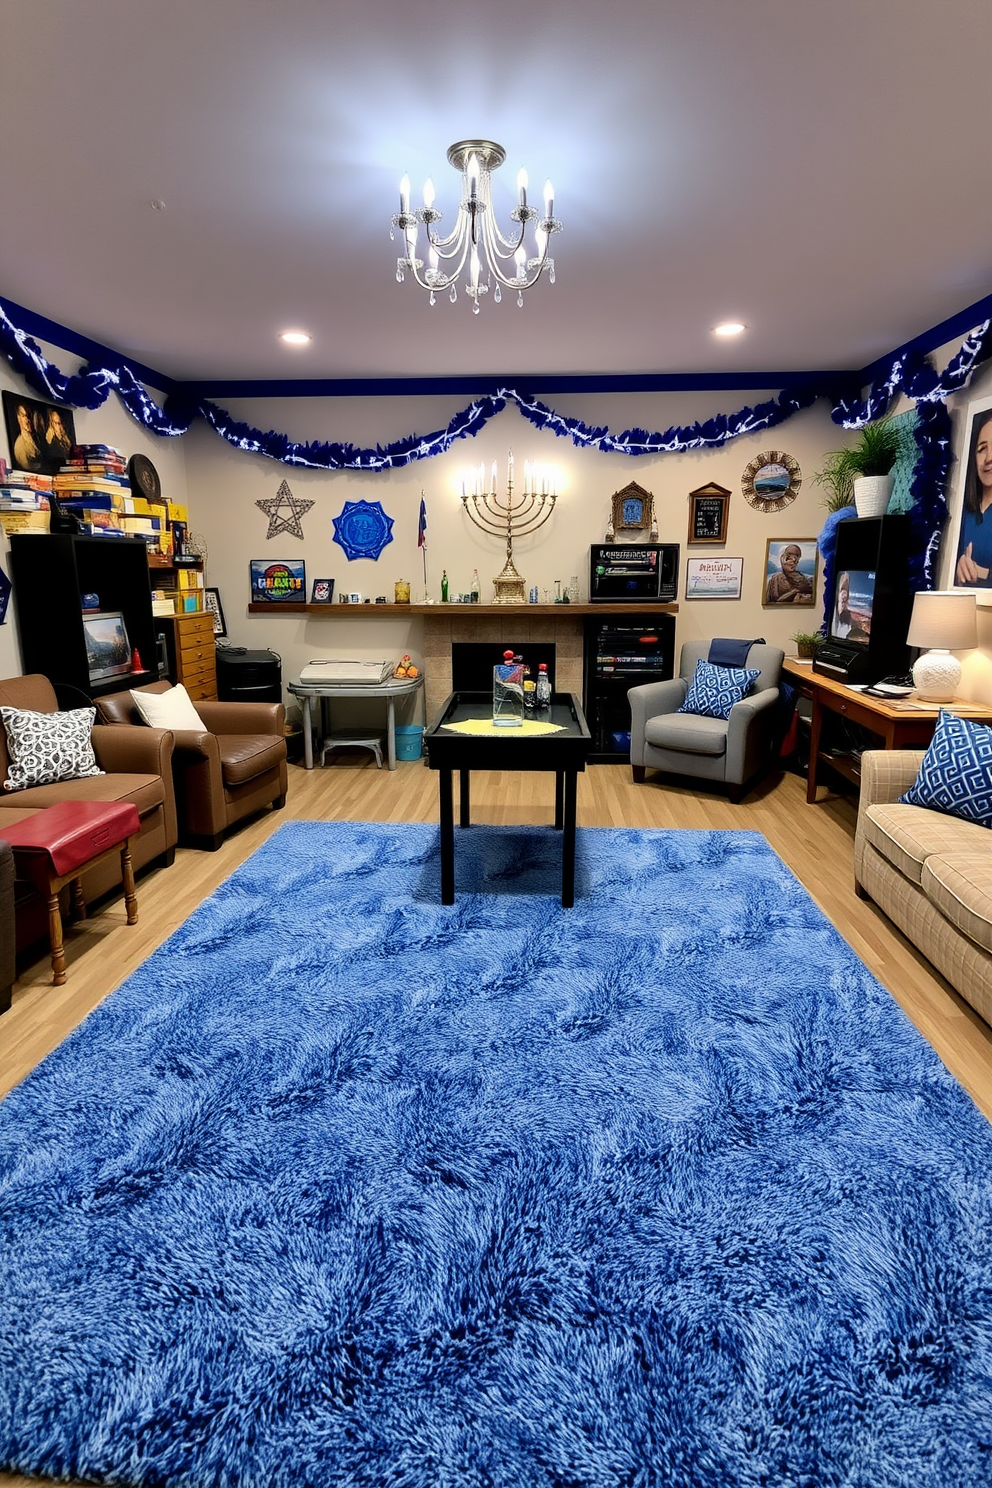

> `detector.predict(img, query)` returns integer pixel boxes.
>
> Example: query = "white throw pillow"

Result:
[0,706,104,792]
[131,685,207,731]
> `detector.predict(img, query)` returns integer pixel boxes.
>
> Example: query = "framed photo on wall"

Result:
[687,483,730,545]
[203,587,227,637]
[685,556,744,599]
[2,390,76,475]
[762,539,818,607]
[949,393,992,595]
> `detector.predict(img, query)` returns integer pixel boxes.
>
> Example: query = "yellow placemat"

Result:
[441,718,566,738]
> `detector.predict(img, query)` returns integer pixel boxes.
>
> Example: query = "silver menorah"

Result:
[460,453,557,603]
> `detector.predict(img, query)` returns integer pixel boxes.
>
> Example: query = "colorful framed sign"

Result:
[250,558,306,603]
[685,556,744,600]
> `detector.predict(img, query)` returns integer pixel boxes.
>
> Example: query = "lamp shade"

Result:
[906,590,978,651]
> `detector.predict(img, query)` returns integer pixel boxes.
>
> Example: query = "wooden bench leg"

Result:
[121,841,138,926]
[69,877,87,922]
[47,891,66,986]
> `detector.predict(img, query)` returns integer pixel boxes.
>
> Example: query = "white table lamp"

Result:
[906,590,978,701]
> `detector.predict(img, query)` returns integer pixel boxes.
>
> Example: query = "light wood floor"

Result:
[2,758,991,1488]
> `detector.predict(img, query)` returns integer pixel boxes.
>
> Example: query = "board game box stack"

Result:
[0,458,53,535]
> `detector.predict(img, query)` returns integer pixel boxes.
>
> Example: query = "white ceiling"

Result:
[2,0,991,386]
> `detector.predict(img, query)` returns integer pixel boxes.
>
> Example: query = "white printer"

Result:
[298,659,395,686]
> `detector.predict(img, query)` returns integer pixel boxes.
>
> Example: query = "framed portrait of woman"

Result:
[949,394,992,595]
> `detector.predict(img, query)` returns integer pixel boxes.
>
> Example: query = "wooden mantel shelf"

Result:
[247,602,679,617]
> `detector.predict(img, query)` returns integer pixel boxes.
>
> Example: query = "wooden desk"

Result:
[782,658,992,803]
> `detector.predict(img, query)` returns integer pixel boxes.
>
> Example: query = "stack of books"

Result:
[51,445,177,556]
[52,445,134,538]
[0,463,53,535]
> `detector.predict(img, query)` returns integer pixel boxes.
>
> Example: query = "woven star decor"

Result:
[256,480,313,540]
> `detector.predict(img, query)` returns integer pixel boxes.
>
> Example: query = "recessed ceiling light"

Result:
[279,330,312,347]
[713,321,746,337]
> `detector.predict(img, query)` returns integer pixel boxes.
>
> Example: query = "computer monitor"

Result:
[830,569,875,647]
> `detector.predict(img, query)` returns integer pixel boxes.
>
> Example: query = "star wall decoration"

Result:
[256,479,314,540]
[332,499,395,561]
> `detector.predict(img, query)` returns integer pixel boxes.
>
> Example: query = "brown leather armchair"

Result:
[97,682,288,850]
[0,674,177,906]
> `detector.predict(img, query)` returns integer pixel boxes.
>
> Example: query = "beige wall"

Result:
[182,390,841,691]
[3,335,992,704]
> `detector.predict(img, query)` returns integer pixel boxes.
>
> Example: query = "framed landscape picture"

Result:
[685,556,744,600]
[2,389,76,475]
[762,539,818,607]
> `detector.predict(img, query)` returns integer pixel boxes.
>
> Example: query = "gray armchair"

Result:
[628,640,784,802]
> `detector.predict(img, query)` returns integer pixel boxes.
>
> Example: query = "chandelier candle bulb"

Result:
[517,167,528,205]
[544,179,554,217]
[399,174,410,214]
[423,178,435,208]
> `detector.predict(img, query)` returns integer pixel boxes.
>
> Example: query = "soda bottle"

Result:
[535,663,552,713]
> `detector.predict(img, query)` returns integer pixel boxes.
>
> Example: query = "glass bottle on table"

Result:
[440,569,449,603]
[493,650,525,727]
[470,568,480,603]
[535,662,552,714]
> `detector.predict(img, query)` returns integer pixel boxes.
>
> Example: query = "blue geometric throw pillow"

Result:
[899,711,992,828]
[677,659,762,721]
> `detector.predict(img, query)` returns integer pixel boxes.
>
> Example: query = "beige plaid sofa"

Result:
[854,750,992,1026]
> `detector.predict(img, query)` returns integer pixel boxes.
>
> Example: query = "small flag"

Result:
[417,496,428,548]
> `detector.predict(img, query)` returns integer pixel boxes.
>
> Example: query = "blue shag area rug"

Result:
[2,822,992,1488]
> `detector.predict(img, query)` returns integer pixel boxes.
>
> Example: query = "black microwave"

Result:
[589,543,680,603]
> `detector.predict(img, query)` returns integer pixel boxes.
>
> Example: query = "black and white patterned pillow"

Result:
[0,706,104,792]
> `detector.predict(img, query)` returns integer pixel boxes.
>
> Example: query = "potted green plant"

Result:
[813,417,902,517]
[792,630,823,660]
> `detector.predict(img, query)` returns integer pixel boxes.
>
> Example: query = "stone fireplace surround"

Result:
[423,612,584,719]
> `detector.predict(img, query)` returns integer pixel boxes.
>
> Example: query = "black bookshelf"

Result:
[9,534,158,701]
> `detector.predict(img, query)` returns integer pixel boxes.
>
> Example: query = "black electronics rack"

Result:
[583,613,676,763]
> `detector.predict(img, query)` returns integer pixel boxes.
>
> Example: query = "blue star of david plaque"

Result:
[332,500,395,561]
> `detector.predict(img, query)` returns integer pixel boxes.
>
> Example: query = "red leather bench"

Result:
[0,801,140,986]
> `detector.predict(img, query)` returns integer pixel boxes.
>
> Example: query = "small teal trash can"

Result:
[395,725,424,761]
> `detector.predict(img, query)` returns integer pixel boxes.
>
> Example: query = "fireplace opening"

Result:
[451,642,556,691]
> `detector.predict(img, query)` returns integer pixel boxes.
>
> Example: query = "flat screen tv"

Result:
[83,610,132,682]
[830,569,875,647]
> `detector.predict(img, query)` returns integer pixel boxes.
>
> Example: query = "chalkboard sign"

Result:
[688,484,730,545]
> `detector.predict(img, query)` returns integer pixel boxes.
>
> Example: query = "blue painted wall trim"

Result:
[858,290,992,387]
[0,296,177,396]
[188,370,853,400]
[4,287,992,405]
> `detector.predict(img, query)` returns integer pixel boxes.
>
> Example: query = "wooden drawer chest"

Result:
[159,612,217,700]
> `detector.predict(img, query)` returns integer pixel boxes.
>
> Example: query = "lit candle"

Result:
[514,245,526,279]
[543,178,554,219]
[507,450,514,486]
[429,245,439,273]
[461,477,466,498]
[517,167,528,207]
[491,460,498,491]
[423,178,435,209]
[399,173,410,214]
[467,154,479,199]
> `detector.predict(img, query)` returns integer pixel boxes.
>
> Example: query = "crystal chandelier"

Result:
[391,140,561,314]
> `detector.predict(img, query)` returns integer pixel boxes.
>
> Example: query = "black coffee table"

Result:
[424,691,592,907]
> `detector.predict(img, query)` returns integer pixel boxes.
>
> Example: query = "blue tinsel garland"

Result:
[1,299,988,608]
